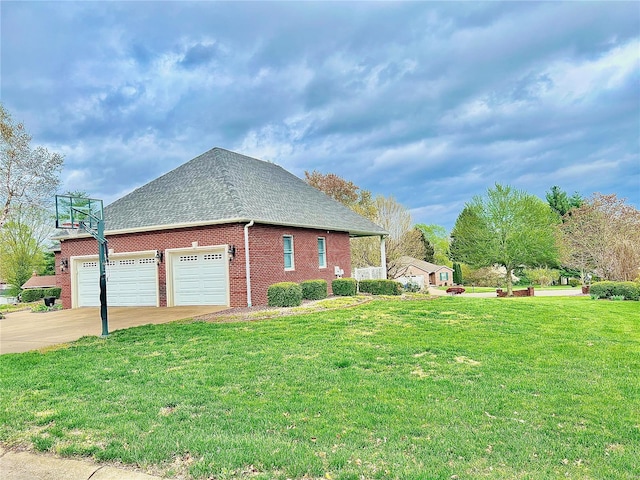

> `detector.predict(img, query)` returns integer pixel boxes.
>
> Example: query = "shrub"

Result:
[44,287,62,299]
[590,294,600,300]
[332,278,357,296]
[31,303,49,312]
[359,279,403,296]
[610,295,625,301]
[21,289,46,302]
[590,281,640,301]
[612,282,640,301]
[402,281,422,293]
[465,267,504,287]
[300,279,328,300]
[267,282,302,307]
[524,267,559,287]
[589,282,613,299]
[569,278,580,287]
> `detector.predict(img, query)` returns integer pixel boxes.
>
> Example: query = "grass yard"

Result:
[1,297,638,479]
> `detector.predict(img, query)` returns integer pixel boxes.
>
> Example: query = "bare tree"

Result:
[304,171,425,274]
[561,194,640,282]
[375,195,426,277]
[1,104,64,229]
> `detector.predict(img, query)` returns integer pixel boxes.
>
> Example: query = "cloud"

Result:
[1,1,638,230]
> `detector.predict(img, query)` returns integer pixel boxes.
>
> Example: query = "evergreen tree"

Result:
[453,263,463,285]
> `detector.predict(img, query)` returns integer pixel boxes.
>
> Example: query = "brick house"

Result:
[392,256,455,287]
[55,148,386,309]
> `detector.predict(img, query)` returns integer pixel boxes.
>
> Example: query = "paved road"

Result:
[428,287,587,298]
[0,305,226,354]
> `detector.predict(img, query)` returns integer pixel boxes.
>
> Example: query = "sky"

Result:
[2,1,639,231]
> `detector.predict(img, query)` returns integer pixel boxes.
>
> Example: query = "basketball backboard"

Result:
[55,195,104,231]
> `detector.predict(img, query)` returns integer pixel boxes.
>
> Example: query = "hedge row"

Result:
[21,288,62,303]
[590,281,640,301]
[358,279,403,296]
[267,277,406,307]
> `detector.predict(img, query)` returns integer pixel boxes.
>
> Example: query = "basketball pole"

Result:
[55,195,109,337]
[97,219,109,337]
[75,210,109,337]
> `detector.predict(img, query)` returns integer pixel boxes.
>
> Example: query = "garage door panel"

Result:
[172,251,228,306]
[75,256,158,307]
[77,261,100,307]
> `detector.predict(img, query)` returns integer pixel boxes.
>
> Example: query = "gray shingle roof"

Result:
[103,148,386,236]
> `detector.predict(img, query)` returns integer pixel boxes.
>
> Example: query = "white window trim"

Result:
[284,235,295,271]
[318,237,327,269]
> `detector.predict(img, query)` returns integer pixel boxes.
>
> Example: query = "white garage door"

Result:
[172,251,228,306]
[75,256,158,307]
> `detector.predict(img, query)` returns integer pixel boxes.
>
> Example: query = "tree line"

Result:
[306,171,640,295]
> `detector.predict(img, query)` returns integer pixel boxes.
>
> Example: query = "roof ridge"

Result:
[212,148,248,218]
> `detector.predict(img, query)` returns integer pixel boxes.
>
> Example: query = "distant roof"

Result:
[22,275,57,290]
[75,148,387,237]
[395,256,453,273]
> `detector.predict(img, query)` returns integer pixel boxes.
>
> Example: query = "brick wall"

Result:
[57,223,352,309]
[247,224,351,306]
[496,287,534,297]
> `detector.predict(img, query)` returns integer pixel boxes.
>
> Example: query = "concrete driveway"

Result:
[0,306,227,354]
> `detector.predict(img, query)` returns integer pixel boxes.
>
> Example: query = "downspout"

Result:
[244,220,254,307]
[380,235,387,279]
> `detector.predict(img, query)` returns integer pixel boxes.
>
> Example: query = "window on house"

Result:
[283,235,294,270]
[318,237,326,268]
[439,272,449,281]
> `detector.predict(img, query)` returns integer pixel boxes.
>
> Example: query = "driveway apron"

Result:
[0,306,226,354]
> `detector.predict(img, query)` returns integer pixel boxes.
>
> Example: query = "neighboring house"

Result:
[392,256,455,287]
[21,273,57,290]
[54,148,387,309]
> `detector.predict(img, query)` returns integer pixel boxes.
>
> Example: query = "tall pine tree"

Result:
[453,262,463,285]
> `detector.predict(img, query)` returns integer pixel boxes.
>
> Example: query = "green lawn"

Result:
[0,300,39,314]
[1,297,638,479]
